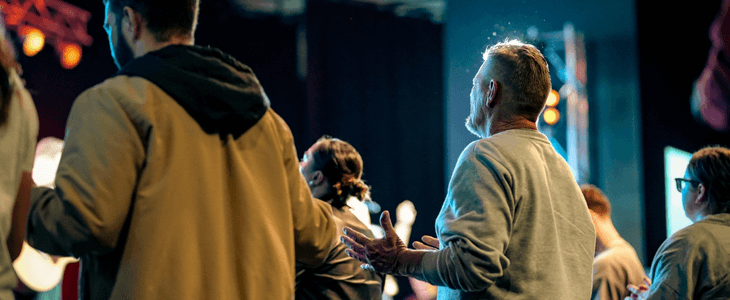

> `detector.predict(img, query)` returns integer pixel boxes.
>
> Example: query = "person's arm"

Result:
[343,144,513,292]
[418,146,513,291]
[642,232,696,300]
[7,171,32,261]
[26,83,145,257]
[278,118,337,268]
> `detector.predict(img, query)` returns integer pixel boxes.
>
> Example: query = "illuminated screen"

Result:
[663,146,694,237]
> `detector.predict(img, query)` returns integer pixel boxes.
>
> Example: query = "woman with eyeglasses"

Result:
[627,146,730,299]
[296,136,383,300]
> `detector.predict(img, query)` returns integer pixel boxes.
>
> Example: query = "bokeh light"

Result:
[546,89,560,107]
[21,26,45,57]
[60,43,82,69]
[543,107,560,125]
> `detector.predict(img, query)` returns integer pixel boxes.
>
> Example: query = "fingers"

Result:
[643,277,652,286]
[379,210,395,234]
[360,263,376,272]
[627,283,648,299]
[412,241,436,250]
[421,235,439,248]
[342,226,372,246]
[627,284,639,294]
[340,234,367,255]
[344,248,368,264]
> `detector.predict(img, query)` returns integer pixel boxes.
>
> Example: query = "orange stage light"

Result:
[59,43,81,69]
[21,26,45,57]
[546,89,560,107]
[543,107,560,125]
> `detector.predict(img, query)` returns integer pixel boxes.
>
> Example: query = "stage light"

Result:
[60,43,81,69]
[546,89,559,107]
[543,107,560,125]
[21,27,45,57]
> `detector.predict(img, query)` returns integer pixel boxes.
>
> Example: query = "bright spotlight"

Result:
[546,89,559,107]
[21,27,45,57]
[543,107,560,125]
[60,43,82,69]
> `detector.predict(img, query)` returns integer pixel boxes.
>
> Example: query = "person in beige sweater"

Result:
[581,184,646,300]
[24,1,337,299]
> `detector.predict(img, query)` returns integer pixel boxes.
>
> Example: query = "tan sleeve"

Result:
[12,70,38,173]
[27,84,145,256]
[280,122,337,267]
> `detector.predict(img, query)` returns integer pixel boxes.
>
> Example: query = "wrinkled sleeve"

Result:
[26,85,145,257]
[281,127,336,268]
[418,144,513,292]
[592,261,624,300]
[645,233,694,300]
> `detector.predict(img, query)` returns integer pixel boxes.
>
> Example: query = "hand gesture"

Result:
[412,235,439,250]
[341,210,408,274]
[625,277,651,300]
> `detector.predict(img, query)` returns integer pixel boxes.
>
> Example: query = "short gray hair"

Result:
[482,40,551,122]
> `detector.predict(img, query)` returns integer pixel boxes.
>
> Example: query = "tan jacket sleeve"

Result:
[27,84,145,257]
[279,121,337,267]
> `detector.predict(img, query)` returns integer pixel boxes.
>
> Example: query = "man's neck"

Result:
[595,219,622,254]
[134,35,194,58]
[488,116,537,136]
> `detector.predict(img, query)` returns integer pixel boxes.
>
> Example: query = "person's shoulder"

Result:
[75,75,147,104]
[659,222,717,255]
[596,243,642,269]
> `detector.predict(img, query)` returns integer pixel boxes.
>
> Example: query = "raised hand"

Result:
[341,210,408,274]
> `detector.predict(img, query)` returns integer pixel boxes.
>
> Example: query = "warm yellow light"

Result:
[22,27,45,57]
[543,107,560,125]
[60,43,81,69]
[545,89,560,107]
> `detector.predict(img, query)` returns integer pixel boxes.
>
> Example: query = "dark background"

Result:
[7,0,730,298]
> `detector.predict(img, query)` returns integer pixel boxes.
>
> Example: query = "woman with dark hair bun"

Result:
[629,146,730,299]
[296,136,383,300]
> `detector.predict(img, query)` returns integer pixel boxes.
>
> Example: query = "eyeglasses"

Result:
[674,178,700,193]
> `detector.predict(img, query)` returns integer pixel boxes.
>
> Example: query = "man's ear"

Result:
[486,79,499,108]
[122,6,143,40]
[695,183,708,204]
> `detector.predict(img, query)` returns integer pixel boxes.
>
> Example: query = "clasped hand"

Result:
[624,277,651,300]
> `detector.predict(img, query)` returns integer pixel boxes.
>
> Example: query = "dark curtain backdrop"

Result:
[305,2,444,297]
[637,0,730,264]
[18,0,444,298]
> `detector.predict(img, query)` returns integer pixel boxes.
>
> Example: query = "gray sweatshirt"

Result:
[646,213,730,299]
[418,129,595,299]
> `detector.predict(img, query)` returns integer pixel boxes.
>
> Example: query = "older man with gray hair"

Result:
[342,39,596,299]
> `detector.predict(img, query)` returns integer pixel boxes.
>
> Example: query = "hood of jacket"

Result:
[117,45,270,140]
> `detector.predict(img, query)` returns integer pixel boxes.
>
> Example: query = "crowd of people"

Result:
[0,0,728,300]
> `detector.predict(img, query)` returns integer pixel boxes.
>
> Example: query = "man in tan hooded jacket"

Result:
[25,1,337,299]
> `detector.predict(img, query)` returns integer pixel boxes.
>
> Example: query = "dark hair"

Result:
[687,146,730,215]
[0,25,19,127]
[580,184,611,217]
[104,0,200,42]
[310,136,370,209]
